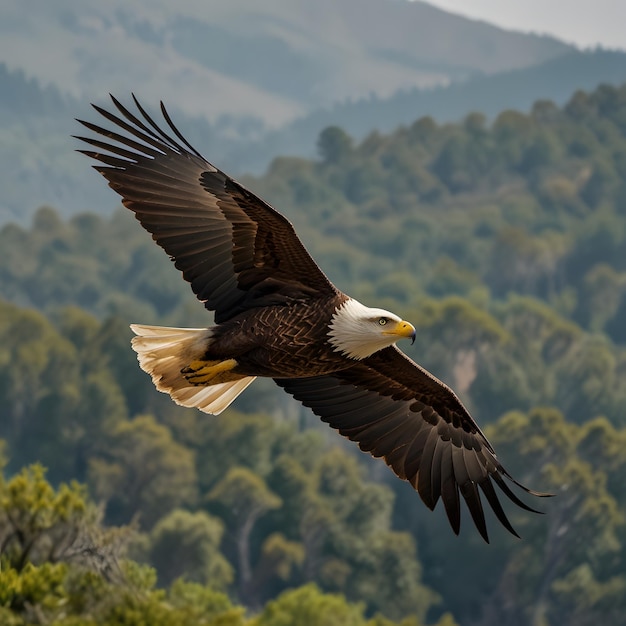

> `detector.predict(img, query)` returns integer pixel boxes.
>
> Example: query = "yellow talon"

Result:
[182,359,238,385]
[184,359,213,373]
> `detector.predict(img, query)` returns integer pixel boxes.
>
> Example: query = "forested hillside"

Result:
[2,83,626,625]
[4,47,626,223]
[260,49,626,163]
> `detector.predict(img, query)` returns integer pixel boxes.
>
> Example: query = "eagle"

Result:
[76,95,548,542]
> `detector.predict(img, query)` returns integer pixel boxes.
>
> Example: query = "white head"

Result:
[327,298,416,360]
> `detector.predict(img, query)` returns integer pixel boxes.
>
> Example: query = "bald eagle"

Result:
[76,95,548,541]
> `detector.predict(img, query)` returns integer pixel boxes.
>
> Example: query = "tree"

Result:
[308,450,438,621]
[0,301,132,484]
[252,583,368,626]
[208,467,281,601]
[550,564,626,626]
[478,408,625,626]
[0,459,245,626]
[492,109,534,167]
[0,460,132,582]
[1,464,89,571]
[0,559,248,626]
[148,509,233,589]
[175,410,280,494]
[430,134,473,192]
[576,263,626,332]
[248,533,305,601]
[318,126,353,164]
[0,301,78,466]
[88,415,197,529]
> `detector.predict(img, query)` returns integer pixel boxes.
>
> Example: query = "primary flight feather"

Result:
[76,95,549,542]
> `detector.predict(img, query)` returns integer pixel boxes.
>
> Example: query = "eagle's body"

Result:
[202,295,353,378]
[77,96,549,542]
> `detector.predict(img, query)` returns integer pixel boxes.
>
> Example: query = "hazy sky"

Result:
[423,0,626,50]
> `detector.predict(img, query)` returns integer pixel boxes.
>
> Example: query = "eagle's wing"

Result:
[275,346,549,541]
[75,95,339,323]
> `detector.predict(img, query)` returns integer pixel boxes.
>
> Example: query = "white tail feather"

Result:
[130,324,256,415]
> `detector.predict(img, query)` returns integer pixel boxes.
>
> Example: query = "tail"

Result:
[130,324,256,415]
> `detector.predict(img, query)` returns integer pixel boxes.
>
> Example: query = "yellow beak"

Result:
[383,320,416,344]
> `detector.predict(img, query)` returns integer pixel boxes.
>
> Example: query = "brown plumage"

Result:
[76,95,550,542]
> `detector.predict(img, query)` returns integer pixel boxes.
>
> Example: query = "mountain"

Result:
[3,0,625,224]
[0,0,573,130]
[249,49,626,171]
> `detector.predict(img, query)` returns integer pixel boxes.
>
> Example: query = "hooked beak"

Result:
[384,320,416,344]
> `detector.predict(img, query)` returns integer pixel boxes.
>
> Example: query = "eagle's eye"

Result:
[378,317,388,326]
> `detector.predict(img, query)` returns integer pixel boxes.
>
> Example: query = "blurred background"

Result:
[1,1,626,625]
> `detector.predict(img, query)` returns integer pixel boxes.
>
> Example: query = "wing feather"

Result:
[440,446,461,534]
[429,437,444,505]
[76,95,339,322]
[275,345,550,540]
[417,428,440,509]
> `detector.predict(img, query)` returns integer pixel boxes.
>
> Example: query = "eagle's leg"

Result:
[182,358,239,385]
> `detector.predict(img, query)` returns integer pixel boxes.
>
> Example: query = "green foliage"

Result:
[0,462,137,584]
[251,583,368,626]
[475,408,626,625]
[88,415,197,529]
[167,579,248,625]
[251,583,451,626]
[3,81,626,624]
[255,533,305,584]
[4,84,626,348]
[0,300,129,482]
[0,461,439,625]
[148,509,233,589]
[209,468,281,598]
[209,468,282,522]
[0,559,248,626]
[0,464,87,570]
[0,562,68,622]
[318,127,354,164]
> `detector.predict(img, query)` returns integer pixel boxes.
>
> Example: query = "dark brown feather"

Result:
[275,346,551,540]
[76,96,339,323]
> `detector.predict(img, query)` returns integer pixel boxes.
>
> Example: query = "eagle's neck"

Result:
[327,298,399,360]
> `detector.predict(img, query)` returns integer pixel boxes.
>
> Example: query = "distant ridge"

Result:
[0,0,573,128]
[246,49,626,171]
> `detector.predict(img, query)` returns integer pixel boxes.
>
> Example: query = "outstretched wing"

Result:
[75,95,339,323]
[275,346,550,541]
